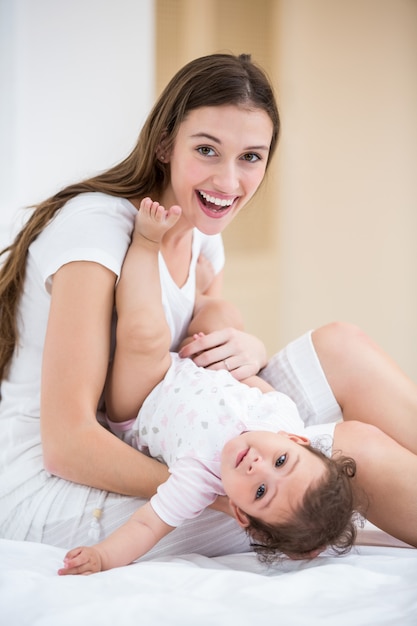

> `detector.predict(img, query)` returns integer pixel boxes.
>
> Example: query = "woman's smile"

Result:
[196,190,238,219]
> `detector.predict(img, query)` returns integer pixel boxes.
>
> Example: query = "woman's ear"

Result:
[229,501,250,528]
[156,134,170,163]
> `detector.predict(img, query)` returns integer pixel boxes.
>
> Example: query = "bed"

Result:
[1,523,416,625]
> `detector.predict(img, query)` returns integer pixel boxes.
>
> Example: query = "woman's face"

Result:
[161,104,274,236]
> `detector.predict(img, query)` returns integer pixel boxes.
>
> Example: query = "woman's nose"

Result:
[212,162,240,193]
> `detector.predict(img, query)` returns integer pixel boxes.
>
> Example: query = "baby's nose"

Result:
[248,454,262,472]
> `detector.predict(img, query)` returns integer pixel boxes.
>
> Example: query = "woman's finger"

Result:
[179,329,228,359]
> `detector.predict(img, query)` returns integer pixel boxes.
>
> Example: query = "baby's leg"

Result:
[105,198,181,422]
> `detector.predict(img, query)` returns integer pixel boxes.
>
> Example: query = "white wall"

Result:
[0,0,154,247]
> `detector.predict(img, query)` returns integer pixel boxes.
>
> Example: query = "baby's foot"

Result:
[135,197,181,244]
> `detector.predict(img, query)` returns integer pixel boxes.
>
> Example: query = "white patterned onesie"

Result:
[110,353,318,528]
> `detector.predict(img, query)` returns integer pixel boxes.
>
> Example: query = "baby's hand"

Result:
[57,546,103,576]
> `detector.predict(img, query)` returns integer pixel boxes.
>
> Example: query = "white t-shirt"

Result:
[0,193,224,517]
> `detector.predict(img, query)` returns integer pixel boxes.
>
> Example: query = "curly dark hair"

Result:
[245,445,364,563]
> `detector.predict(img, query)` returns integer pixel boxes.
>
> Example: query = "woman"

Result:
[0,53,416,554]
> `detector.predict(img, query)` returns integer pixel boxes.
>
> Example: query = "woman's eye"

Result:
[241,152,261,163]
[256,484,266,500]
[275,454,287,468]
[197,146,215,157]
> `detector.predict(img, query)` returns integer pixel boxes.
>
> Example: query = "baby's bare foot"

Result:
[135,197,181,243]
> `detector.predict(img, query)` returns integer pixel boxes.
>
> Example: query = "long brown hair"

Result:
[0,53,280,381]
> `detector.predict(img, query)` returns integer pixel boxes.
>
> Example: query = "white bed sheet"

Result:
[1,525,416,626]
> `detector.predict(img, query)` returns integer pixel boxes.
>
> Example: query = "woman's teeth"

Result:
[199,191,234,208]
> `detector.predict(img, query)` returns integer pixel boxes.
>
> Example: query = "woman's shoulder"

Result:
[42,192,136,239]
[63,192,136,217]
[30,192,137,280]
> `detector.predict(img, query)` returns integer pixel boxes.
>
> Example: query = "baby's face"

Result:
[220,430,325,526]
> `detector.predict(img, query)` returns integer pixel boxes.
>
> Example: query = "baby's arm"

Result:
[58,501,173,575]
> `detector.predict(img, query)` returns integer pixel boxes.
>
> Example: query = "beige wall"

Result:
[156,0,417,382]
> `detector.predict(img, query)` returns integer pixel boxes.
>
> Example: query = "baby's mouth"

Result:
[235,448,249,468]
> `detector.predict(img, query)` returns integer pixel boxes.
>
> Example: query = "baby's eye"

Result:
[256,484,266,500]
[197,146,216,157]
[241,152,261,163]
[275,454,287,468]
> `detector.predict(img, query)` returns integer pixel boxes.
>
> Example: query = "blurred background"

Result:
[1,0,416,380]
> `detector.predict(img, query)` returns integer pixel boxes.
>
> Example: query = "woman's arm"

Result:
[40,261,169,496]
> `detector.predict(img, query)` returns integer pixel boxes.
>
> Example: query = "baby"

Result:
[59,199,357,575]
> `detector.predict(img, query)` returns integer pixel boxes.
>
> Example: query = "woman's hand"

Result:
[179,294,268,380]
[179,328,268,381]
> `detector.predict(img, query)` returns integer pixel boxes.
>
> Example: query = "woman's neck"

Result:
[160,224,194,288]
